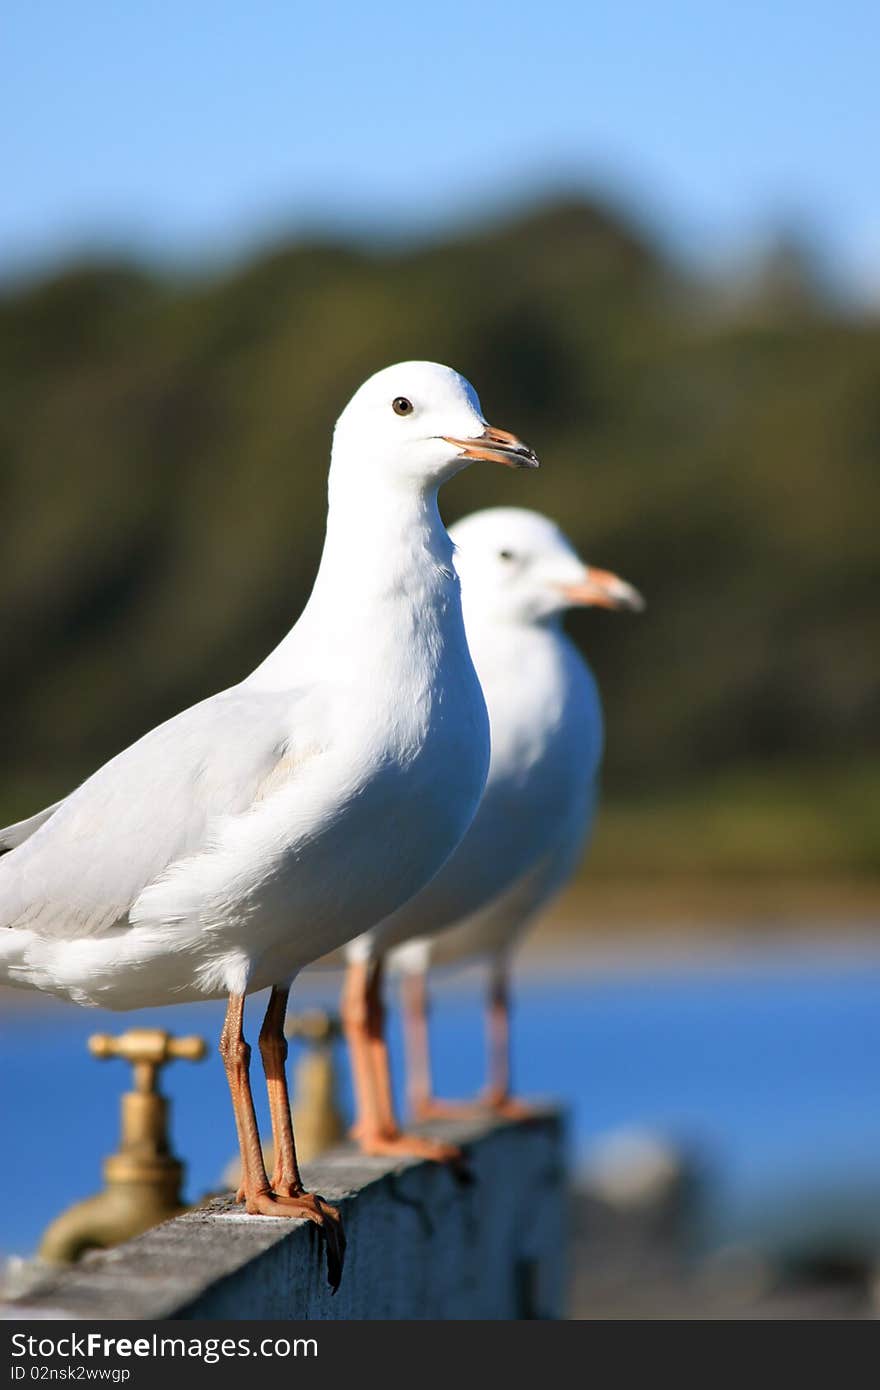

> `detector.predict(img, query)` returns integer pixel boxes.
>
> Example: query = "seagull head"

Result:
[449,507,645,626]
[332,361,539,490]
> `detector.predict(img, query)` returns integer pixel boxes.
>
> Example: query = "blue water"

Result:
[4,939,880,1258]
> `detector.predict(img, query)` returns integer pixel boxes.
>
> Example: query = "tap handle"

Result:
[285,1009,342,1044]
[89,1028,206,1091]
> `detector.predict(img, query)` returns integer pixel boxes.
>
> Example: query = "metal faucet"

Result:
[39,1028,206,1264]
[285,1010,346,1162]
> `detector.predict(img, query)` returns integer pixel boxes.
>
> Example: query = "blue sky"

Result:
[4,1,879,295]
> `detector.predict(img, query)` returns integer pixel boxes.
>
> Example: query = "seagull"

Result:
[343,507,642,1144]
[0,365,538,1289]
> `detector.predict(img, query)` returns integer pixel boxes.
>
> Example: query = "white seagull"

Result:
[0,365,538,1288]
[343,508,642,1146]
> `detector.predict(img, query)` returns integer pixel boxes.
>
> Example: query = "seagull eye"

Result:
[498,549,515,562]
[392,397,414,416]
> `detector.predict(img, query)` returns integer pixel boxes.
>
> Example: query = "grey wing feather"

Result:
[0,685,306,941]
[0,800,66,850]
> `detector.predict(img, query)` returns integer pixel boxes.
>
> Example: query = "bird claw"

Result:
[313,1196,346,1293]
[489,1098,542,1122]
[413,1099,483,1122]
[415,1095,540,1123]
[358,1132,463,1165]
[357,1131,474,1185]
[240,1189,346,1292]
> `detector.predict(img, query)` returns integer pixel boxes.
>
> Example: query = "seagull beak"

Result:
[442,424,540,469]
[559,567,645,612]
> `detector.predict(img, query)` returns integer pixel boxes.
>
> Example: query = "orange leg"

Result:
[403,963,537,1122]
[401,968,434,1120]
[341,958,461,1162]
[341,960,384,1142]
[220,991,345,1290]
[257,984,301,1196]
[482,967,536,1120]
[400,966,480,1121]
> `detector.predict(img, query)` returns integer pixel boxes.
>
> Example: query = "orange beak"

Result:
[559,567,645,612]
[441,424,539,469]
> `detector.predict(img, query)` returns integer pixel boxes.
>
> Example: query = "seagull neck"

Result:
[317,475,455,601]
[248,481,459,688]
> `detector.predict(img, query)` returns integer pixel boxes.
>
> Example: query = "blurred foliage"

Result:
[2,199,878,878]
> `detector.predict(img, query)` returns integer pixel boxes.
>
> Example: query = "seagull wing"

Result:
[0,685,316,941]
[0,800,65,850]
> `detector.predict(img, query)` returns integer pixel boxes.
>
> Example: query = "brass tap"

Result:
[39,1027,206,1265]
[286,1011,346,1163]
